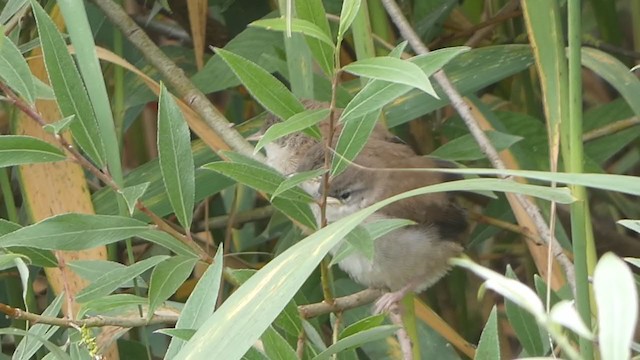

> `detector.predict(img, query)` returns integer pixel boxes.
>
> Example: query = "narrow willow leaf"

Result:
[3,327,70,360]
[42,115,75,135]
[337,0,361,40]
[9,247,57,267]
[342,56,436,97]
[30,0,105,167]
[271,169,325,201]
[388,41,408,58]
[0,218,20,235]
[68,260,127,283]
[262,327,298,360]
[618,219,640,234]
[341,47,469,123]
[313,325,399,360]
[0,253,29,271]
[157,329,196,342]
[250,18,334,46]
[475,306,500,360]
[331,109,381,176]
[430,130,523,161]
[624,257,640,269]
[148,256,199,319]
[0,33,35,104]
[137,230,199,257]
[13,293,63,360]
[214,48,304,121]
[295,0,334,76]
[76,255,168,303]
[339,314,386,339]
[0,135,65,167]
[202,162,313,203]
[0,0,28,24]
[548,301,592,339]
[0,213,150,250]
[271,197,317,231]
[33,76,54,100]
[80,294,146,317]
[255,108,329,152]
[119,182,150,216]
[593,253,638,360]
[164,247,224,359]
[176,178,565,359]
[158,84,195,229]
[505,266,547,356]
[581,47,640,117]
[330,225,372,266]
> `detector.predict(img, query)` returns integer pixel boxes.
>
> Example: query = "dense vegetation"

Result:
[0,0,638,359]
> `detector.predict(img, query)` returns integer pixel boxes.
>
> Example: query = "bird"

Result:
[257,99,408,176]
[255,99,467,313]
[297,138,467,313]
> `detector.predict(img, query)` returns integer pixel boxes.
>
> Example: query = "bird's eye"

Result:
[339,191,351,201]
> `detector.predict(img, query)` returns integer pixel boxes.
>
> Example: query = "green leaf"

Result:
[331,109,381,176]
[0,213,150,250]
[295,0,334,76]
[271,168,326,201]
[250,18,334,46]
[148,255,199,319]
[255,108,329,152]
[158,84,195,229]
[342,56,437,97]
[0,218,20,235]
[330,225,373,266]
[119,182,150,216]
[618,219,640,234]
[340,47,469,124]
[337,0,361,40]
[581,47,640,117]
[175,177,566,359]
[80,294,146,317]
[156,329,197,342]
[548,300,592,339]
[430,130,523,161]
[261,327,298,360]
[164,247,224,359]
[42,115,75,135]
[339,314,386,339]
[385,45,533,127]
[475,306,500,360]
[214,48,304,121]
[0,33,35,104]
[593,253,638,360]
[76,255,168,303]
[9,247,57,267]
[0,253,29,271]
[13,293,63,360]
[624,257,640,269]
[31,0,105,167]
[365,218,416,239]
[0,0,28,24]
[271,197,318,231]
[313,325,399,360]
[504,266,547,356]
[138,230,199,257]
[68,260,133,286]
[0,135,66,167]
[202,161,313,203]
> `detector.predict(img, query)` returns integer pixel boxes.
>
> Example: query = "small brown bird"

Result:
[256,100,467,313]
[298,138,467,312]
[258,99,407,175]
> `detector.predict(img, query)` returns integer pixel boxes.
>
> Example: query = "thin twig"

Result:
[298,289,383,319]
[380,0,576,295]
[0,302,177,328]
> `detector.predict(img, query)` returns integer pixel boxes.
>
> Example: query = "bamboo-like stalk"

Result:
[567,0,596,358]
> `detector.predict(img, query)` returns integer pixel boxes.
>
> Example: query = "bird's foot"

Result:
[373,283,413,314]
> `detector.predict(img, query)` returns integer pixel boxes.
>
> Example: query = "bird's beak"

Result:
[326,196,342,206]
[246,132,263,142]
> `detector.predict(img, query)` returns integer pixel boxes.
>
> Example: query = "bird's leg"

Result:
[373,281,417,314]
[387,300,413,360]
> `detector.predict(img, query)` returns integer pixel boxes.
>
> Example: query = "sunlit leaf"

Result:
[0,33,35,103]
[250,18,334,46]
[148,255,198,319]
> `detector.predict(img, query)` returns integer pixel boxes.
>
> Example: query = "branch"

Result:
[90,0,258,159]
[380,0,576,295]
[0,302,177,328]
[298,289,382,319]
